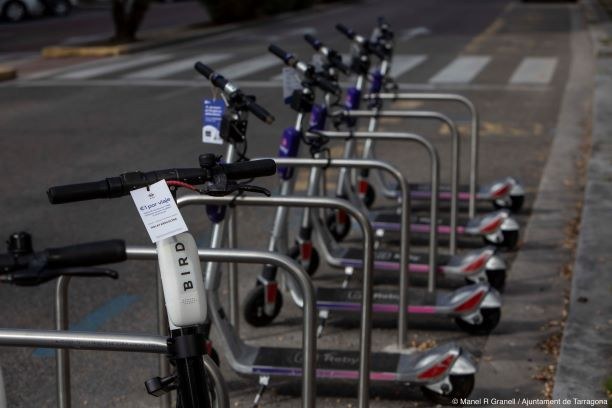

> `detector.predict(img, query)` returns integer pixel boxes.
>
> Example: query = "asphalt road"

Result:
[0,0,586,406]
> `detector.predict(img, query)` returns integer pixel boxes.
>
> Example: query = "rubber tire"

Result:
[482,229,519,249]
[243,285,283,327]
[362,183,376,208]
[493,194,524,213]
[455,307,501,335]
[208,347,220,367]
[421,374,475,405]
[288,244,320,276]
[486,269,506,292]
[50,0,71,16]
[326,212,351,241]
[2,0,27,22]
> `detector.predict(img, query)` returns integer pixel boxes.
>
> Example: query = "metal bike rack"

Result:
[336,109,460,255]
[43,249,316,408]
[363,92,480,218]
[258,157,414,347]
[175,195,374,408]
[305,130,440,275]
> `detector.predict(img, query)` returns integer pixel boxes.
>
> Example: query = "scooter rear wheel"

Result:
[455,307,501,335]
[482,230,519,250]
[421,374,475,405]
[243,285,284,327]
[493,194,524,213]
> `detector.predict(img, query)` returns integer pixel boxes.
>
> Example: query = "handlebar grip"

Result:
[45,240,127,269]
[336,23,355,39]
[314,75,340,95]
[268,44,292,65]
[220,159,277,180]
[194,62,214,79]
[246,100,275,124]
[47,180,111,204]
[304,34,322,50]
[194,62,229,90]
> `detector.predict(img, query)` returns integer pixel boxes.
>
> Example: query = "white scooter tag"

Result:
[157,232,207,327]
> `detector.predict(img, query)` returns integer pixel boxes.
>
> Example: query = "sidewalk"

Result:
[552,1,612,402]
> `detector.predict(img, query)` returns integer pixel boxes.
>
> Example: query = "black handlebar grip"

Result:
[304,34,322,50]
[336,24,355,39]
[194,62,229,90]
[314,75,340,96]
[194,61,214,79]
[47,180,110,204]
[268,44,292,65]
[246,100,275,124]
[220,159,277,180]
[45,240,127,269]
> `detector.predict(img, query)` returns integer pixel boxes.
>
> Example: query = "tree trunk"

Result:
[111,0,150,43]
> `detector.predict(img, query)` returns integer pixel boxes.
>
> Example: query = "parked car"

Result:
[0,0,44,21]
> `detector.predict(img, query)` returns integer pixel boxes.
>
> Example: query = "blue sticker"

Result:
[202,99,225,145]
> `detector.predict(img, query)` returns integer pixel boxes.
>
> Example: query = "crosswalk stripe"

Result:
[57,54,172,79]
[216,55,281,80]
[509,57,558,84]
[429,56,491,83]
[390,55,427,78]
[123,54,231,79]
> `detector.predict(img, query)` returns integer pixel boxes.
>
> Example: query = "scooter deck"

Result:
[373,212,471,233]
[316,286,451,311]
[342,246,451,274]
[247,344,428,381]
[409,182,497,201]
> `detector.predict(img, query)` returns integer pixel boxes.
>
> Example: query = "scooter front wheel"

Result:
[243,286,284,327]
[288,244,320,276]
[361,183,376,208]
[326,212,351,241]
[421,374,475,405]
[454,307,501,335]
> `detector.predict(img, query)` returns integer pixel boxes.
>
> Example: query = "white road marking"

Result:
[399,27,432,41]
[57,54,172,79]
[123,54,231,79]
[509,57,558,84]
[216,55,281,79]
[429,56,491,83]
[389,55,427,78]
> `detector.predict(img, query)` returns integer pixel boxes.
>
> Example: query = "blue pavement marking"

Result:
[32,294,139,357]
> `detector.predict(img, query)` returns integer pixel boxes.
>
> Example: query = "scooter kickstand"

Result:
[252,375,270,407]
[317,309,330,338]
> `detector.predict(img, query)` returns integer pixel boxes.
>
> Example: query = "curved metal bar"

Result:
[203,354,230,408]
[263,157,411,347]
[305,130,439,296]
[172,195,374,408]
[363,92,479,218]
[339,109,459,255]
[0,329,168,353]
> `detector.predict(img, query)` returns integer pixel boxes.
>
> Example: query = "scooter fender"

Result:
[507,177,525,196]
[486,253,507,271]
[501,214,520,232]
[481,287,502,309]
[157,232,207,327]
[449,350,477,375]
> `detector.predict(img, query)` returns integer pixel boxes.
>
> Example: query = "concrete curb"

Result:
[41,23,241,58]
[0,66,17,81]
[552,9,612,403]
